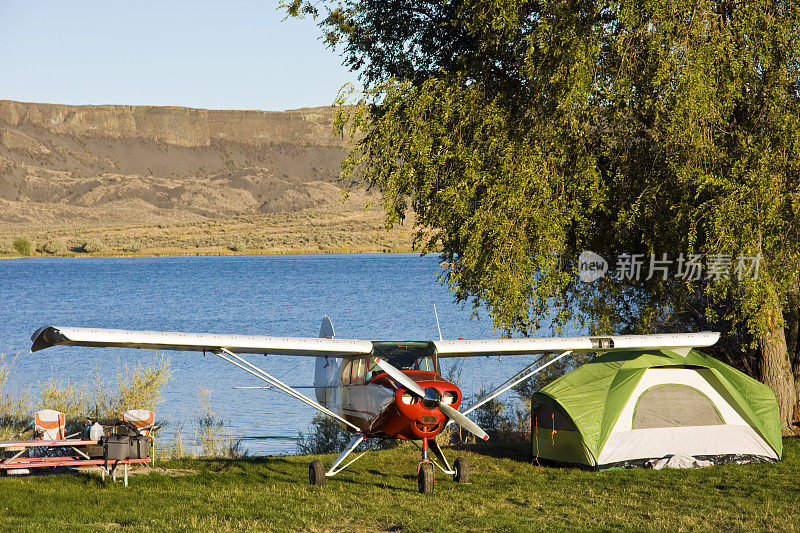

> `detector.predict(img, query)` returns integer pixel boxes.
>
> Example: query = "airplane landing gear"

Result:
[453,457,470,483]
[418,462,435,494]
[309,459,326,487]
[416,437,435,494]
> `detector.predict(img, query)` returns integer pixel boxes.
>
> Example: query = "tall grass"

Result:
[95,357,171,421]
[159,428,188,460]
[194,387,244,458]
[0,354,171,439]
[39,377,90,435]
[0,354,35,440]
[158,387,245,459]
[0,355,248,459]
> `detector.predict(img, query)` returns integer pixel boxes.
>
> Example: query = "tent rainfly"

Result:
[531,349,782,468]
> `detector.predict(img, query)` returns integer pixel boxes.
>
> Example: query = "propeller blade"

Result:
[439,402,489,441]
[373,357,427,397]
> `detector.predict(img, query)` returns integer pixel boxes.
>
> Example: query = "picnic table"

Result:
[0,439,151,486]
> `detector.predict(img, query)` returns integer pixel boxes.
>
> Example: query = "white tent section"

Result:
[597,368,779,465]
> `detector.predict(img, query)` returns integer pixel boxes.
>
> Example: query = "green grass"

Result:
[2,438,799,532]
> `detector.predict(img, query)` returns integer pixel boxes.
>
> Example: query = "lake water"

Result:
[0,253,546,455]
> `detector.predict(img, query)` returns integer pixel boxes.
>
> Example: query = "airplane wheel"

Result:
[453,457,471,483]
[309,460,326,487]
[418,462,434,494]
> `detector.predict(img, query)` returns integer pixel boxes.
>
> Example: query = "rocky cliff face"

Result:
[0,100,355,223]
[0,100,347,148]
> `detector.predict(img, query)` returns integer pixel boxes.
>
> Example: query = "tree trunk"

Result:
[786,289,800,425]
[760,295,797,435]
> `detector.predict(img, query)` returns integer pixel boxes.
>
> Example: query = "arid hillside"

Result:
[0,100,413,256]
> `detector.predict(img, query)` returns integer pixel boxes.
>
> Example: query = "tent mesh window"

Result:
[633,384,724,429]
[533,404,576,431]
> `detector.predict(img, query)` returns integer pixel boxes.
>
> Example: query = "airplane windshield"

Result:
[368,341,437,380]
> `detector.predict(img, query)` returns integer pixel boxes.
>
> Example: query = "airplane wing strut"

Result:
[30,325,366,432]
[214,348,360,432]
[450,350,573,426]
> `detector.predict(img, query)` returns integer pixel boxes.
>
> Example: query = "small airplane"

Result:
[30,319,719,493]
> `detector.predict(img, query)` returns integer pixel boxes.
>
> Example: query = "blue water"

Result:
[0,254,541,454]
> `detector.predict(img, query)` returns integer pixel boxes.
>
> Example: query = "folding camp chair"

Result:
[34,409,66,441]
[121,409,158,464]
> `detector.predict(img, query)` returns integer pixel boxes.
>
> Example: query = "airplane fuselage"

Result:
[329,370,462,440]
[314,340,463,441]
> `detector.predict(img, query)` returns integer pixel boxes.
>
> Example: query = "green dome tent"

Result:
[531,349,782,468]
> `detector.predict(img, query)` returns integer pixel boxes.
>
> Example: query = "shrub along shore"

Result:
[0,208,416,259]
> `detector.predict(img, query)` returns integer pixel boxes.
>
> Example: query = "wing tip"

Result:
[30,326,59,352]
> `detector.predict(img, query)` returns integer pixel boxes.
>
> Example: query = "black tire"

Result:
[309,459,326,487]
[453,457,471,483]
[418,462,435,494]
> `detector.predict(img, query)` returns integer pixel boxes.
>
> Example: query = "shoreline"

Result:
[0,206,419,260]
[0,246,422,261]
[0,247,419,260]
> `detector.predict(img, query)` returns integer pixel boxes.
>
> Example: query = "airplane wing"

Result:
[30,326,373,356]
[31,326,720,358]
[433,332,720,357]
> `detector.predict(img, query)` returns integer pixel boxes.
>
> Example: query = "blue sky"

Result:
[0,1,359,111]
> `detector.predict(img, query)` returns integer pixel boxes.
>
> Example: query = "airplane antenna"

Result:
[434,304,443,341]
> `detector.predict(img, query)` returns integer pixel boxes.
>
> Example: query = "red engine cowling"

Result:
[380,375,462,440]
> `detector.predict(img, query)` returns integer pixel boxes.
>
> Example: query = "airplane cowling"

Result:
[384,377,462,440]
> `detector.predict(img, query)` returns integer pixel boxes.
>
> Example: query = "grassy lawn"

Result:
[2,438,798,532]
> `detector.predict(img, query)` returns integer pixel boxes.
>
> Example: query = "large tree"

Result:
[287,0,800,433]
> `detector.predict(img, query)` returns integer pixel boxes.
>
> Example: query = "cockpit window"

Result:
[367,341,437,380]
[341,357,368,385]
[340,359,353,385]
[351,357,366,384]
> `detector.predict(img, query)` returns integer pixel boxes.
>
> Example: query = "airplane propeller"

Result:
[373,357,489,441]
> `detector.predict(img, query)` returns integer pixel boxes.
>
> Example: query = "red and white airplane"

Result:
[31,319,719,493]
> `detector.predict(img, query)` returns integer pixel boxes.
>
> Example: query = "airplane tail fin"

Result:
[319,316,334,338]
[315,316,338,405]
